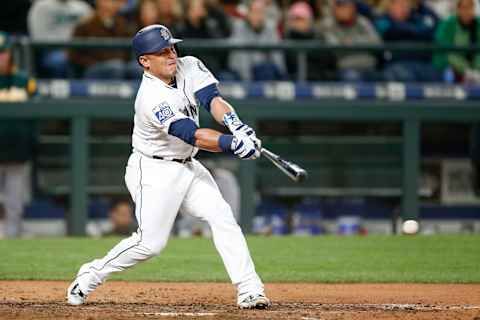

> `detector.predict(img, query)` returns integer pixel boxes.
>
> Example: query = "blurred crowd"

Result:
[0,0,479,82]
[1,0,480,82]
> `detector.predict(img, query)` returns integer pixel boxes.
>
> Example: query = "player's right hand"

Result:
[231,136,260,160]
[233,130,262,151]
[248,134,262,150]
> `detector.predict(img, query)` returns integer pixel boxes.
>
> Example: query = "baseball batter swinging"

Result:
[67,24,270,309]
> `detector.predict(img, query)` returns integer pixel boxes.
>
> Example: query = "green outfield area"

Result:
[1,235,479,283]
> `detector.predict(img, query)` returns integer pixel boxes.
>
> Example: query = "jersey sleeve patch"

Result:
[153,102,175,124]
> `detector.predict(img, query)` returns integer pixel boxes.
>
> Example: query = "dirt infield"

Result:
[0,281,479,320]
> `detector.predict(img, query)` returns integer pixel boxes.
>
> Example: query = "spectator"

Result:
[309,0,327,20]
[355,0,377,22]
[136,0,159,29]
[361,0,384,9]
[177,0,230,39]
[28,0,93,78]
[425,0,454,19]
[263,0,283,30]
[412,0,440,31]
[87,199,136,237]
[104,199,136,236]
[0,32,36,238]
[119,0,138,17]
[319,0,382,81]
[0,32,36,105]
[284,1,336,80]
[28,0,92,40]
[69,0,134,79]
[375,0,440,81]
[235,0,281,31]
[427,0,480,19]
[433,0,480,83]
[156,0,182,31]
[176,0,231,75]
[228,0,285,81]
[177,0,218,38]
[205,0,232,38]
[222,0,245,20]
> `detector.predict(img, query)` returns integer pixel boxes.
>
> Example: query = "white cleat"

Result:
[238,293,271,309]
[67,281,87,305]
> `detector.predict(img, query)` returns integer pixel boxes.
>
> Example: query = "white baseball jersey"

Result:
[71,55,265,306]
[132,56,218,159]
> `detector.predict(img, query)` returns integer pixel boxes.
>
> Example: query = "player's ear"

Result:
[139,55,149,69]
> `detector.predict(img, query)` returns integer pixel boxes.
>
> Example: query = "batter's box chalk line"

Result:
[293,303,480,311]
[366,304,480,311]
[140,312,217,317]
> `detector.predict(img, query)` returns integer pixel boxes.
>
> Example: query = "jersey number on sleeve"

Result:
[153,102,175,124]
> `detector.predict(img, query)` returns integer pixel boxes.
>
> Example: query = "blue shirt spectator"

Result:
[375,0,434,44]
[355,0,378,21]
[414,0,440,31]
[375,0,440,81]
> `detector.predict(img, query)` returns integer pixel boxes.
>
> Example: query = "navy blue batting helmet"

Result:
[132,24,182,60]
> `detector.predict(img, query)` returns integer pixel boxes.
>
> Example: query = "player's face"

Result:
[140,45,178,83]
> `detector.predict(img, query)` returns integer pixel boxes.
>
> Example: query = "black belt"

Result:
[152,156,192,164]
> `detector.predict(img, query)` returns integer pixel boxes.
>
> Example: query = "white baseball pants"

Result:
[75,152,264,300]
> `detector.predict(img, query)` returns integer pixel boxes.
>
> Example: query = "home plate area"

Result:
[0,282,479,320]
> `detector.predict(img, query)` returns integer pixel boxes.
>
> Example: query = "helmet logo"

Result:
[160,28,171,41]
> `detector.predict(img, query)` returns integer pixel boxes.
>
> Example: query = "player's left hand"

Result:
[223,112,261,150]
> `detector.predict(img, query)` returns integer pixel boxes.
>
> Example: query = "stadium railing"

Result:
[12,37,480,81]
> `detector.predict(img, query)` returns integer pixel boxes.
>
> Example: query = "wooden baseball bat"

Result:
[260,147,308,183]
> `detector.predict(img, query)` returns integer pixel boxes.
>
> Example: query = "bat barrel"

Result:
[260,147,308,183]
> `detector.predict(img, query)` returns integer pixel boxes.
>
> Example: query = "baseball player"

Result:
[67,24,270,309]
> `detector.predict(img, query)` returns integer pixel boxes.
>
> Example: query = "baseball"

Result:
[402,220,419,235]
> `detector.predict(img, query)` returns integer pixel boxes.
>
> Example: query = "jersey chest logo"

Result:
[180,103,198,119]
[153,102,175,124]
